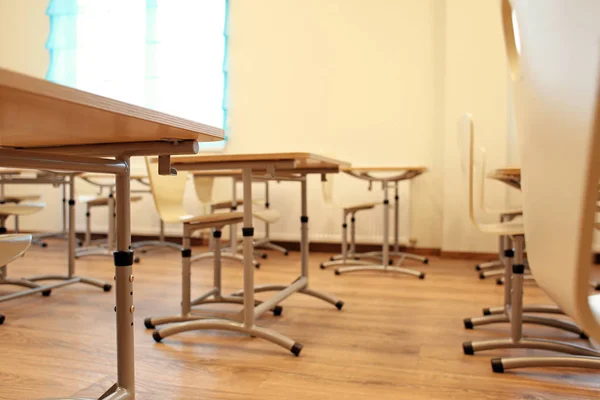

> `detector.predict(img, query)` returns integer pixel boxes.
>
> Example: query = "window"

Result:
[46,0,229,150]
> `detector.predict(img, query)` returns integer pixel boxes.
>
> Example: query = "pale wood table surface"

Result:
[487,167,521,190]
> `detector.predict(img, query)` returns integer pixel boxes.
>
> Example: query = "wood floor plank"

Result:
[0,240,598,399]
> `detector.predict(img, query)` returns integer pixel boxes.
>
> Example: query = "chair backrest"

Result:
[321,175,334,205]
[458,114,484,232]
[504,0,600,339]
[193,176,215,204]
[144,157,190,223]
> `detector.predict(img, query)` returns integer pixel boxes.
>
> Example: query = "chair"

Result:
[0,203,51,296]
[475,150,523,279]
[191,174,277,266]
[143,158,282,337]
[318,175,383,269]
[0,233,33,324]
[488,0,600,372]
[75,195,142,263]
[460,114,590,340]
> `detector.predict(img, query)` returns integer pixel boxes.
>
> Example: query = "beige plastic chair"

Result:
[143,158,282,338]
[0,203,51,296]
[0,233,32,324]
[460,114,591,343]
[318,175,381,269]
[475,149,523,278]
[488,0,600,372]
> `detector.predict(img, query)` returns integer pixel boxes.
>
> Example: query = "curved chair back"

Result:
[458,114,484,232]
[144,157,190,223]
[504,0,600,340]
[193,176,215,204]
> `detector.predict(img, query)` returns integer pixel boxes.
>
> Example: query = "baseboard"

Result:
[22,230,600,264]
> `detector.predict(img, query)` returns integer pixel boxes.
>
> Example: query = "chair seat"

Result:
[1,194,42,203]
[342,202,379,213]
[182,211,244,228]
[0,234,32,265]
[210,199,244,211]
[253,209,280,224]
[0,203,45,217]
[478,220,524,236]
[81,195,143,207]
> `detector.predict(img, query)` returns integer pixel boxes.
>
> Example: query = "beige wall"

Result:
[0,0,520,253]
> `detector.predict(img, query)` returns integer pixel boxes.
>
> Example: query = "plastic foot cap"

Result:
[103,283,112,292]
[291,342,303,356]
[482,308,491,316]
[419,272,426,279]
[388,260,393,265]
[491,358,504,373]
[496,278,504,285]
[41,242,48,248]
[42,289,52,297]
[475,264,481,271]
[152,331,163,343]
[284,251,289,256]
[580,332,589,340]
[329,256,335,261]
[463,342,475,355]
[595,284,600,291]
[320,264,325,269]
[423,258,429,265]
[0,315,5,324]
[144,318,155,329]
[261,254,268,259]
[335,301,344,310]
[273,305,283,316]
[463,318,474,329]
[479,272,486,280]
[134,257,141,264]
[255,263,261,269]
[334,270,341,276]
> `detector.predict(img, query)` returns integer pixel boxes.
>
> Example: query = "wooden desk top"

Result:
[487,168,521,190]
[489,168,521,177]
[170,153,350,173]
[0,68,223,148]
[343,166,428,173]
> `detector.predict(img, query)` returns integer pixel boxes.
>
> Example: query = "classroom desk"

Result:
[331,167,429,277]
[0,68,222,399]
[156,153,349,354]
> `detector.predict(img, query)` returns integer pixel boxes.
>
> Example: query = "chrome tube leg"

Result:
[230,177,238,252]
[213,229,222,295]
[62,181,67,234]
[300,175,309,279]
[14,216,19,234]
[491,356,600,373]
[511,235,525,342]
[350,212,357,257]
[108,191,116,253]
[182,224,192,315]
[394,182,399,253]
[68,174,76,278]
[382,180,390,268]
[113,157,135,398]
[341,212,348,263]
[85,204,92,247]
[242,167,255,330]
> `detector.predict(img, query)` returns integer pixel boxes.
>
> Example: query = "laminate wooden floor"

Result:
[0,240,599,399]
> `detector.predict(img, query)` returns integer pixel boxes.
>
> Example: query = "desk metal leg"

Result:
[335,180,425,279]
[26,175,113,292]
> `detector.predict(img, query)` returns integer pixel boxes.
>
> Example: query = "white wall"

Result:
[0,0,520,253]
